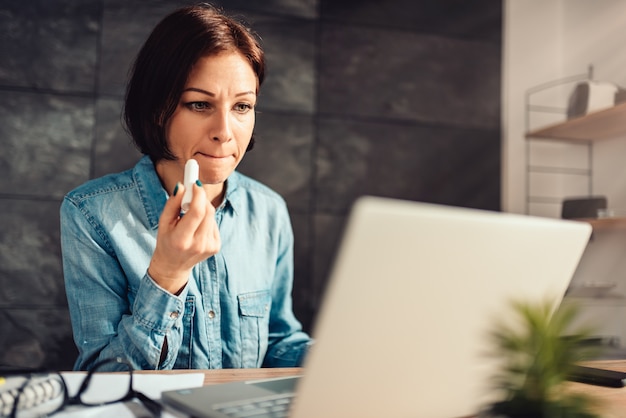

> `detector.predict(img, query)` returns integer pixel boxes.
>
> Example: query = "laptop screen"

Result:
[291,197,591,418]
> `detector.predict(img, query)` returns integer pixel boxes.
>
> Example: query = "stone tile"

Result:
[310,212,347,328]
[247,15,317,113]
[0,199,65,306]
[0,91,93,199]
[321,0,502,43]
[0,308,76,370]
[236,112,314,212]
[319,23,501,129]
[315,118,501,213]
[0,0,99,92]
[289,211,314,332]
[94,98,143,178]
[99,0,189,96]
[214,0,318,18]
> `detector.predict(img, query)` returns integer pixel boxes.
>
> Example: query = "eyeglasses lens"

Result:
[78,361,132,406]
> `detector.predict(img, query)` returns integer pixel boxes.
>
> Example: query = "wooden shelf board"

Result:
[575,217,626,228]
[526,102,626,141]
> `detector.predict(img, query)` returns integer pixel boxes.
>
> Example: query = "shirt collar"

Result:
[221,171,242,216]
[133,155,167,230]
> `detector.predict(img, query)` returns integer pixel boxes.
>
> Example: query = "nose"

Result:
[210,109,232,143]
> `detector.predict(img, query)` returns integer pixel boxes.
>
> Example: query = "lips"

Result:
[196,152,231,159]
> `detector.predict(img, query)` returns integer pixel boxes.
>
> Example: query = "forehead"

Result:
[186,51,258,89]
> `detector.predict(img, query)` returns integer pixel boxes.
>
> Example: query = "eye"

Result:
[185,102,210,112]
[234,103,254,113]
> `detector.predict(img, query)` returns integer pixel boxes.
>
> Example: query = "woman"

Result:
[61,3,311,371]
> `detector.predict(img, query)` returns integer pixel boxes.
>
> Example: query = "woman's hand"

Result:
[148,181,221,294]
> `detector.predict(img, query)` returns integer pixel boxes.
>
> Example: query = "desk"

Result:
[143,367,303,386]
[566,360,626,418]
[151,363,626,417]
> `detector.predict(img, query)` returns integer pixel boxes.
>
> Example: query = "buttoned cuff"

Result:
[133,272,188,333]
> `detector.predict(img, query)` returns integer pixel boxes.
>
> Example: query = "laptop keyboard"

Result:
[214,393,294,418]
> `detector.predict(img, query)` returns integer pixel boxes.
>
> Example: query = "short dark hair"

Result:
[124,3,265,162]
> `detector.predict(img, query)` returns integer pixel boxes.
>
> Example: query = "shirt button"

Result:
[208,310,216,319]
[169,311,179,319]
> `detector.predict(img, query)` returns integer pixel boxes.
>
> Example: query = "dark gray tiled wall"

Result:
[315,119,500,211]
[0,2,100,92]
[321,0,502,42]
[319,25,500,129]
[0,0,502,370]
[0,91,94,198]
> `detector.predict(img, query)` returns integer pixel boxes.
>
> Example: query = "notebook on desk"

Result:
[161,196,592,418]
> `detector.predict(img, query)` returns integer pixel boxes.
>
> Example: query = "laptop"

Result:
[161,196,592,418]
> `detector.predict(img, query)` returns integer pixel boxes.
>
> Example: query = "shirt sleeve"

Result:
[262,206,313,367]
[60,196,187,371]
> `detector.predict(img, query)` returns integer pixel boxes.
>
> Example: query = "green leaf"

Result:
[486,297,602,418]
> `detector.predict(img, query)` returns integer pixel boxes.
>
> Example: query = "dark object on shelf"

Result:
[615,88,626,105]
[562,196,607,219]
[567,365,626,388]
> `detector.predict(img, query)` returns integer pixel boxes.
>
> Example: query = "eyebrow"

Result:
[182,87,256,97]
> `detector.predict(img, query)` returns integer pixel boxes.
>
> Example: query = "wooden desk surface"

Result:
[565,360,626,418]
[150,367,303,386]
[150,362,626,417]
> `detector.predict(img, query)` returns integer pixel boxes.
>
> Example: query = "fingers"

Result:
[161,182,185,227]
[160,181,220,255]
[150,181,220,294]
[160,181,207,229]
[193,193,221,254]
[181,180,208,223]
[185,182,221,254]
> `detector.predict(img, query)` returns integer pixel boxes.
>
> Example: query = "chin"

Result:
[201,172,231,185]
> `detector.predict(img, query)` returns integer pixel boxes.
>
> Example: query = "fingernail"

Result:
[173,183,180,196]
[195,179,202,187]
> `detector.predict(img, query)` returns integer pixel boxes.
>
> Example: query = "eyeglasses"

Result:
[4,357,162,418]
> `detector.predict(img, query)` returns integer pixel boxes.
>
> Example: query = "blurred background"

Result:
[0,0,502,369]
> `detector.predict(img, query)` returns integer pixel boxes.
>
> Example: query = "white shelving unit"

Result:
[524,67,626,221]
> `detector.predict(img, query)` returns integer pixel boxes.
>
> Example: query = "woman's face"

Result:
[165,51,258,186]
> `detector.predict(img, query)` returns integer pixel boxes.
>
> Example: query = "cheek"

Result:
[165,113,194,151]
[235,112,255,131]
[235,115,255,149]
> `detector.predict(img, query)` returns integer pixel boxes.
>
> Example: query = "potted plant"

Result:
[483,298,602,418]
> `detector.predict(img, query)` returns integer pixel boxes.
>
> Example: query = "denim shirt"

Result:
[61,155,311,371]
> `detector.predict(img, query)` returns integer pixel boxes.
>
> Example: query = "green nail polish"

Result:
[195,179,202,187]
[173,183,179,196]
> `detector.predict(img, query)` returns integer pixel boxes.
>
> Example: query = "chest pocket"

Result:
[238,290,271,367]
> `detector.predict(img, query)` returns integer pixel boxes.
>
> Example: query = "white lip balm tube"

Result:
[181,159,199,214]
